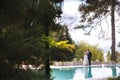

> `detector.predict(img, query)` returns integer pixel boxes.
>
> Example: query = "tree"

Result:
[79,0,120,62]
[49,40,75,61]
[48,24,75,61]
[107,51,111,62]
[107,51,120,62]
[116,51,120,62]
[75,41,103,61]
[0,0,56,80]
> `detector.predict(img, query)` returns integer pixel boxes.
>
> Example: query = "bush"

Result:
[108,76,120,80]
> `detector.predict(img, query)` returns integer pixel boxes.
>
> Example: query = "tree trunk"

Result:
[45,24,50,79]
[111,0,116,62]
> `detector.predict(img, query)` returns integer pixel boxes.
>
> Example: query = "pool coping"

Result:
[50,63,120,69]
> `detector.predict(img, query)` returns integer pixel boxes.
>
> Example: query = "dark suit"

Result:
[87,51,92,65]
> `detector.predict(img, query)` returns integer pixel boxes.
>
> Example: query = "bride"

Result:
[83,50,88,66]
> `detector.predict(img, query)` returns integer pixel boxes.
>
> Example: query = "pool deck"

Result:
[51,61,119,67]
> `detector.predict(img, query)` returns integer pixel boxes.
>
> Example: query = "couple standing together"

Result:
[83,49,92,66]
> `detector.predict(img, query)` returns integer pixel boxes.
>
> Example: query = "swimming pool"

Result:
[51,64,120,80]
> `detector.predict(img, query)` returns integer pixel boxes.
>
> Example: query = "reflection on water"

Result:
[73,66,93,80]
[51,65,120,80]
[111,66,116,76]
[82,66,92,78]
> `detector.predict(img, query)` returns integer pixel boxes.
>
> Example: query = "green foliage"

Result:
[107,51,111,61]
[79,0,120,62]
[0,0,74,79]
[75,42,88,60]
[49,25,73,43]
[48,25,75,61]
[107,51,120,62]
[0,67,50,80]
[42,36,75,61]
[75,41,104,61]
[108,76,120,80]
[116,52,120,62]
[0,0,56,79]
[55,40,75,52]
[49,40,75,61]
[79,0,120,22]
[117,42,120,47]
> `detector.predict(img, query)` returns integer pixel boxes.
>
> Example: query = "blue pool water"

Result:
[51,65,120,80]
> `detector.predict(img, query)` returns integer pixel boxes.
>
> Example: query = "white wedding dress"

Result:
[83,52,88,66]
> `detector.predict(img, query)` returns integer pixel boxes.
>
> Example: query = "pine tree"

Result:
[79,0,120,62]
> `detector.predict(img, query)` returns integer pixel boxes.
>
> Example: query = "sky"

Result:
[59,0,120,53]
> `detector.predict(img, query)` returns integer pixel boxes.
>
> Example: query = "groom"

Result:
[87,49,92,65]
